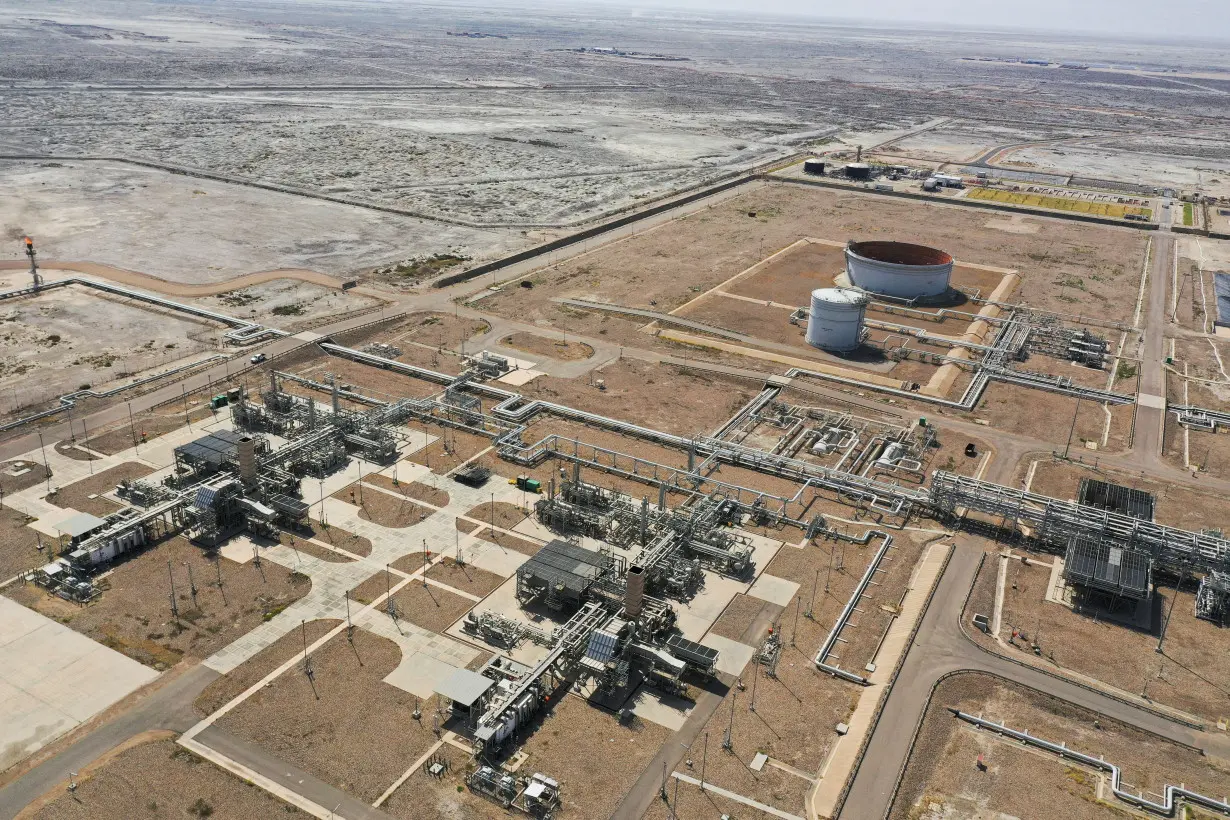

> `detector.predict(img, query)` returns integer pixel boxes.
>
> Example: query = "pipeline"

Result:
[0,354,228,433]
[814,530,894,684]
[0,278,286,344]
[952,711,1230,817]
[315,341,929,519]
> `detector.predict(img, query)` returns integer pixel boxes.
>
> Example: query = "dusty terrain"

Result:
[482,182,1149,329]
[5,535,311,669]
[27,737,296,820]
[500,333,594,361]
[195,618,342,717]
[334,483,434,528]
[387,581,473,633]
[0,285,220,418]
[892,672,1230,819]
[1020,456,1230,532]
[44,461,153,517]
[0,504,46,580]
[968,550,1230,722]
[516,693,672,820]
[520,359,758,436]
[217,628,443,804]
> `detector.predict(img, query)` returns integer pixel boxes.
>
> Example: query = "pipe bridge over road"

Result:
[929,471,1230,574]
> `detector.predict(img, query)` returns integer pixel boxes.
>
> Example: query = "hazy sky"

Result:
[579,0,1229,40]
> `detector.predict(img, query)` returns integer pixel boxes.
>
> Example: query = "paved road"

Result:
[0,664,218,820]
[838,540,1224,820]
[609,599,783,820]
[1133,219,1173,468]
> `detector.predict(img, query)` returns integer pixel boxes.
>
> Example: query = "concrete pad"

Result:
[384,652,466,699]
[700,634,756,678]
[0,594,47,646]
[485,353,536,371]
[293,330,324,341]
[739,530,787,575]
[748,574,800,607]
[629,687,693,731]
[393,430,438,459]
[466,538,532,578]
[675,573,748,641]
[0,597,159,771]
[0,680,77,773]
[29,507,80,539]
[1138,393,1166,409]
[219,534,260,565]
[443,575,553,667]
[355,612,480,699]
[497,369,545,386]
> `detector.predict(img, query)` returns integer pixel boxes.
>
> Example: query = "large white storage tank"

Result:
[807,288,870,352]
[845,240,953,300]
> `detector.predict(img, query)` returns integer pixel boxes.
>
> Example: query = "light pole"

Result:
[1157,562,1188,654]
[791,594,801,647]
[37,431,50,492]
[1063,395,1083,459]
[806,567,819,620]
[699,732,708,792]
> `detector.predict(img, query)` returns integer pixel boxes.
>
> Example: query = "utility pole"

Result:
[1157,562,1188,654]
[215,559,226,606]
[722,690,736,750]
[699,732,708,792]
[302,619,313,679]
[345,590,354,641]
[791,595,801,647]
[184,562,198,609]
[167,561,180,626]
[1063,395,1083,459]
[182,384,191,431]
[806,567,819,620]
[37,431,51,493]
[127,401,139,452]
[386,564,395,619]
[83,418,93,475]
[749,662,758,712]
[825,546,834,594]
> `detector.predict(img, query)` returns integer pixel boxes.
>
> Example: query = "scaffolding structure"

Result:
[1195,570,1230,625]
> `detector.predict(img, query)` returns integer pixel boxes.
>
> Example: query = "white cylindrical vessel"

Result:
[845,240,953,300]
[806,288,869,352]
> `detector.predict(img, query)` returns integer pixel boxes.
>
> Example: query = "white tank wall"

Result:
[806,289,867,352]
[846,246,952,300]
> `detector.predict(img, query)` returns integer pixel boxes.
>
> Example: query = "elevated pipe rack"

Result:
[930,471,1230,574]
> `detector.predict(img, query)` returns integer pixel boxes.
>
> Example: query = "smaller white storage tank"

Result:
[806,288,870,352]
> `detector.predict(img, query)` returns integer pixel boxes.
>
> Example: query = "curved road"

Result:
[839,538,1230,820]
